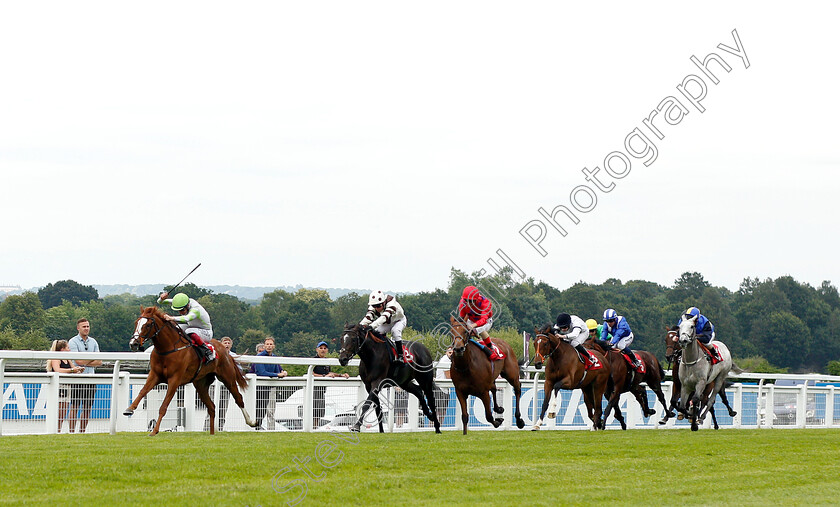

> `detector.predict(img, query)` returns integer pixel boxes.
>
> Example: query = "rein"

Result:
[534,333,558,363]
[139,315,192,356]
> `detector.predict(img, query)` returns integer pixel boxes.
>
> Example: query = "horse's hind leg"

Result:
[124,370,161,416]
[401,380,438,431]
[490,385,504,415]
[717,385,737,417]
[632,386,655,418]
[479,391,502,428]
[194,378,215,435]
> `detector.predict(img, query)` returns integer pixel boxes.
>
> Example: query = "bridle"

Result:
[132,314,192,356]
[665,329,682,368]
[534,332,558,364]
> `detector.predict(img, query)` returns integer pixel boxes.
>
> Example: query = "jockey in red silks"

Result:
[458,286,497,360]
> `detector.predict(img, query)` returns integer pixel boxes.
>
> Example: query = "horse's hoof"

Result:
[547,412,556,419]
[666,411,676,418]
[349,425,361,433]
[729,410,738,417]
[493,418,503,428]
[658,419,667,425]
[123,409,134,416]
[516,419,525,429]
[531,425,540,431]
[493,406,504,414]
[645,409,656,417]
[691,426,699,432]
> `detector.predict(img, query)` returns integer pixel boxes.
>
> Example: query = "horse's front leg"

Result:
[456,388,469,435]
[124,370,161,416]
[150,382,180,436]
[352,380,383,432]
[532,379,557,430]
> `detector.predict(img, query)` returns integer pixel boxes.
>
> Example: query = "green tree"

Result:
[37,280,99,309]
[749,311,811,370]
[669,272,710,304]
[0,292,46,334]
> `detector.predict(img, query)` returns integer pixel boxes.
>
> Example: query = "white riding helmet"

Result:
[368,290,387,306]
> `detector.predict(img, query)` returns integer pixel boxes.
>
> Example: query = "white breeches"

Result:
[373,317,407,342]
[179,325,213,342]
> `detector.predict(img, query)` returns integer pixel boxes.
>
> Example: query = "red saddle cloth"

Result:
[704,343,723,365]
[389,345,415,364]
[584,354,604,371]
[488,343,505,361]
[621,352,646,374]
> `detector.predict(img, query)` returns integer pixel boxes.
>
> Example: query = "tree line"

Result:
[2,272,839,374]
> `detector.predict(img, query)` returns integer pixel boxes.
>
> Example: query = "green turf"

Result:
[2,429,839,506]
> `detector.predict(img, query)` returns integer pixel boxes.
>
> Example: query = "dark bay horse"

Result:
[124,307,257,435]
[449,316,525,434]
[531,326,610,430]
[587,338,672,429]
[338,323,441,433]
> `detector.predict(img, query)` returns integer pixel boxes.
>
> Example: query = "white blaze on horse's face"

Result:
[130,317,148,347]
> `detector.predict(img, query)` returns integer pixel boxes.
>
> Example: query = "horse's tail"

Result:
[658,362,666,380]
[729,362,744,375]
[233,360,249,391]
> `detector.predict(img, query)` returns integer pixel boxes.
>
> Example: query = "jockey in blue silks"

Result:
[680,307,720,361]
[598,309,642,369]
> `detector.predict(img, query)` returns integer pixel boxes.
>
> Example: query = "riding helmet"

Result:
[685,306,700,319]
[555,313,572,329]
[462,286,480,300]
[585,319,598,330]
[368,290,386,306]
[171,293,189,311]
[603,308,618,321]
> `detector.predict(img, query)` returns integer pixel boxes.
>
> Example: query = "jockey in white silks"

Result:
[360,290,407,363]
[553,313,597,363]
[158,291,215,361]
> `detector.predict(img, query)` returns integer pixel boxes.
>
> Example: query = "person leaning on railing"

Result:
[67,318,102,433]
[46,340,84,433]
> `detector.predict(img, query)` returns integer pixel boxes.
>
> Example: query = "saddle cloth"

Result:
[621,352,645,374]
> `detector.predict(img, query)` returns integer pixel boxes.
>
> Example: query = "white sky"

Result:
[1,2,838,294]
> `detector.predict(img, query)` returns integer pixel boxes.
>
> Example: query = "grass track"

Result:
[2,429,839,506]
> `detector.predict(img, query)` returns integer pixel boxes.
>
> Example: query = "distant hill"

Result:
[93,284,370,301]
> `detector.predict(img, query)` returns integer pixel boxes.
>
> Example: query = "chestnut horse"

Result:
[588,338,672,429]
[531,326,610,430]
[449,316,526,434]
[124,307,257,435]
[338,323,441,433]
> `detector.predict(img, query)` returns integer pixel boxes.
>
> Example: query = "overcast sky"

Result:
[1,2,837,294]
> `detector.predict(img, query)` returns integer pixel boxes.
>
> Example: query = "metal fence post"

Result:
[45,373,59,434]
[303,366,314,433]
[109,360,121,435]
[827,385,835,428]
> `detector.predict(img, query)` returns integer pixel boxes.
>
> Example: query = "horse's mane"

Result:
[141,306,167,320]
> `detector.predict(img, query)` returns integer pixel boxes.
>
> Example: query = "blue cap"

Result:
[316,341,329,348]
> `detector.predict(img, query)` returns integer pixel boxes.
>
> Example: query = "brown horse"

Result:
[449,316,525,434]
[587,338,671,429]
[124,307,257,435]
[531,326,610,430]
[663,325,738,429]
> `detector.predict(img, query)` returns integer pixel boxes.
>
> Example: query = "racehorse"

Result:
[124,307,257,435]
[531,325,610,430]
[661,327,736,428]
[338,323,441,433]
[588,337,672,429]
[677,315,740,431]
[449,316,526,434]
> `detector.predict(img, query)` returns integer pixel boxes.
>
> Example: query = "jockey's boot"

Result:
[189,333,214,362]
[482,338,496,359]
[477,340,493,359]
[623,347,641,370]
[394,340,405,363]
[574,344,593,364]
[709,344,721,362]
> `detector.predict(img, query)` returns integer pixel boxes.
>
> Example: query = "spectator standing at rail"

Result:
[68,318,101,433]
[254,337,286,430]
[216,336,235,430]
[312,340,348,427]
[46,339,83,433]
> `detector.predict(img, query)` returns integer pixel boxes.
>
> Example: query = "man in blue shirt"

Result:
[254,337,287,430]
[67,318,102,433]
